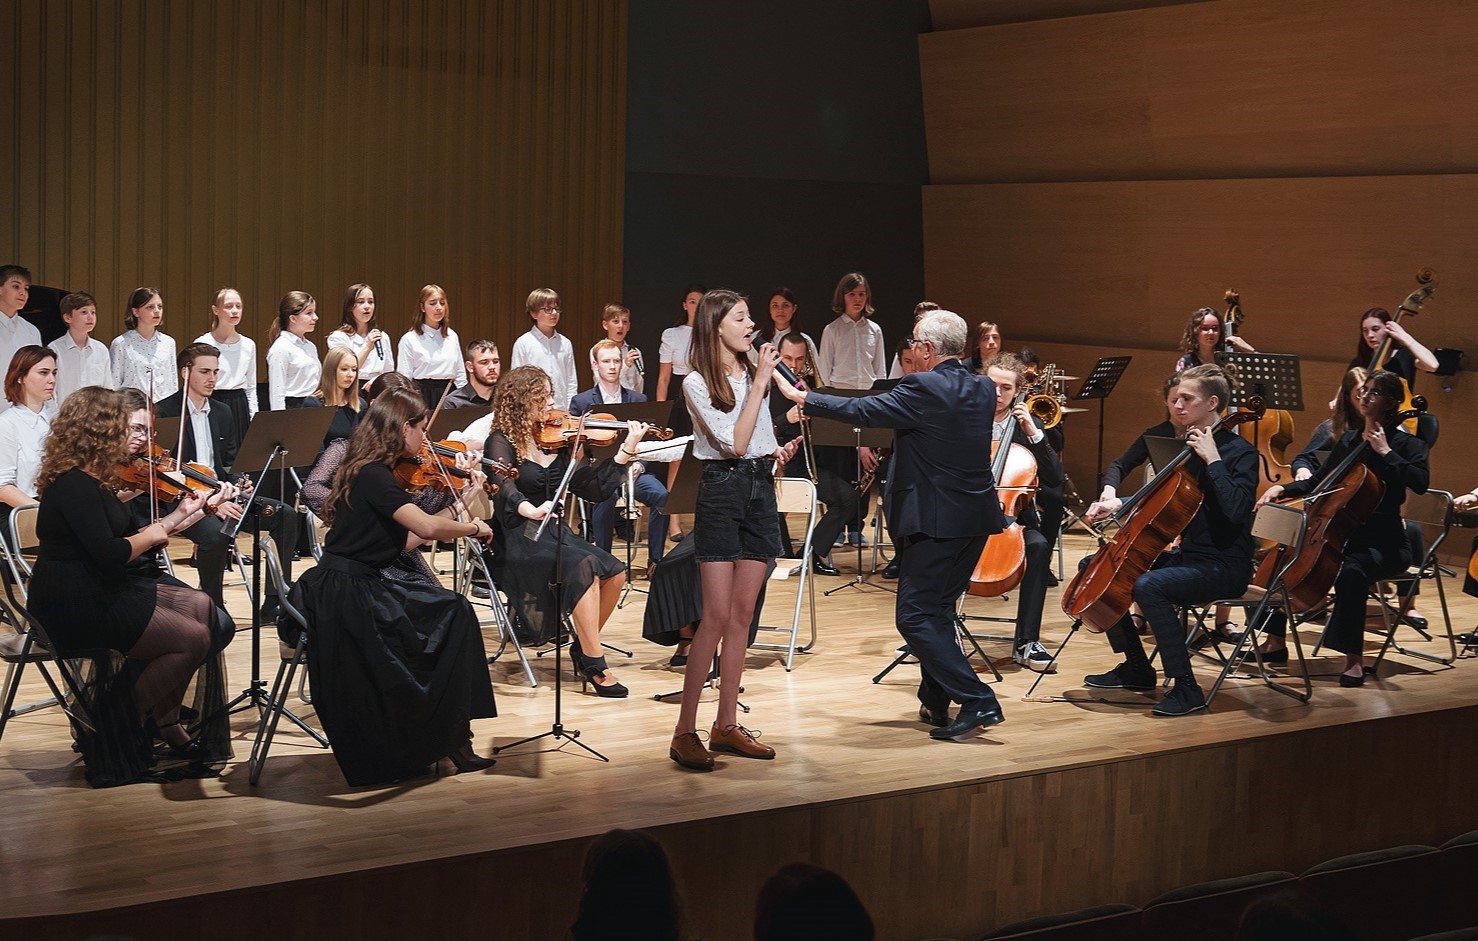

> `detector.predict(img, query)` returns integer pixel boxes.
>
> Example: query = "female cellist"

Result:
[1079,364,1259,716]
[485,365,648,697]
[1254,370,1429,686]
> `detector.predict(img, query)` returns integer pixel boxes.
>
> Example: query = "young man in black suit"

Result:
[983,354,1065,673]
[571,338,669,563]
[156,342,298,615]
[774,310,1007,740]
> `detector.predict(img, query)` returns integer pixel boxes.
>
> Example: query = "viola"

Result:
[1063,399,1266,632]
[119,445,225,510]
[968,422,1039,598]
[534,409,673,452]
[1254,398,1426,612]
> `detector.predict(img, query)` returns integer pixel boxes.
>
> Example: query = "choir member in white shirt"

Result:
[266,291,322,409]
[817,272,886,390]
[195,287,258,449]
[0,266,43,417]
[110,287,179,402]
[327,282,394,389]
[49,291,114,405]
[600,303,644,395]
[817,272,887,547]
[0,346,58,512]
[508,288,578,409]
[397,283,466,408]
[758,287,820,375]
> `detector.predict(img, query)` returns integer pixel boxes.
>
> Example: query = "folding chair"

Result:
[1370,489,1458,670]
[458,536,536,687]
[0,503,74,727]
[246,535,328,786]
[752,477,820,671]
[1188,502,1313,707]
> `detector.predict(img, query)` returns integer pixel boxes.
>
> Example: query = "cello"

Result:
[967,393,1040,598]
[1062,398,1265,633]
[1224,290,1296,496]
[1254,397,1426,612]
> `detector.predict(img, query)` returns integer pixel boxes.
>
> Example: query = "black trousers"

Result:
[781,465,858,558]
[178,501,299,609]
[1013,526,1053,646]
[1101,551,1250,680]
[897,533,999,712]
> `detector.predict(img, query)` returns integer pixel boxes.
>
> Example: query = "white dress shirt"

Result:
[510,327,578,409]
[659,325,694,377]
[0,402,55,498]
[683,371,778,460]
[0,314,43,415]
[195,332,259,416]
[186,395,215,471]
[327,329,395,384]
[818,315,886,390]
[110,330,179,401]
[49,333,115,404]
[267,332,322,409]
[397,326,467,387]
[449,411,496,450]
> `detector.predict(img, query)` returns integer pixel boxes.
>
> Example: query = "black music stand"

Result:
[1216,351,1305,487]
[428,406,491,440]
[1074,356,1133,492]
[218,408,336,725]
[808,391,895,595]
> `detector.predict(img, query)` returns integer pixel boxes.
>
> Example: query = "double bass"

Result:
[1368,268,1436,436]
[1254,398,1426,611]
[1062,399,1265,632]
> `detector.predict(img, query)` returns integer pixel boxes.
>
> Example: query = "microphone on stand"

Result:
[752,334,804,390]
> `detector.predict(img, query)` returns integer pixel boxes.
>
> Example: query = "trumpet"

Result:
[1026,392,1063,429]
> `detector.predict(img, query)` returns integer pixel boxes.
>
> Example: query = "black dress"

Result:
[483,431,625,647]
[29,468,233,786]
[287,461,495,787]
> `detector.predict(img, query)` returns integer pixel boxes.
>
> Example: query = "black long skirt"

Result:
[640,536,774,648]
[289,553,496,787]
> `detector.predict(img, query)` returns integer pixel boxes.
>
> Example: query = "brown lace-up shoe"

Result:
[669,731,715,771]
[709,723,776,760]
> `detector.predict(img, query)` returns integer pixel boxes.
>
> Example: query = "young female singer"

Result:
[196,288,257,449]
[669,289,798,771]
[111,288,179,401]
[397,284,466,408]
[288,388,497,785]
[266,291,321,410]
[484,365,644,697]
[327,283,393,388]
[1255,369,1429,685]
[29,387,230,784]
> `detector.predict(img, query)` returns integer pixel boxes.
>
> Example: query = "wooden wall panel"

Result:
[929,0,1206,30]
[0,0,626,364]
[923,175,1478,502]
[922,0,1478,184]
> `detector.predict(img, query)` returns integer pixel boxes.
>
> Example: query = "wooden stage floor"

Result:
[3,533,1477,941]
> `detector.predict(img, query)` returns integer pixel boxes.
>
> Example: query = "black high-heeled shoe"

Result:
[577,654,629,698]
[447,742,496,773]
[153,721,206,760]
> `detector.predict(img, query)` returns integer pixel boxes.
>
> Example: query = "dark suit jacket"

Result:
[569,385,645,415]
[155,390,238,478]
[804,358,1006,541]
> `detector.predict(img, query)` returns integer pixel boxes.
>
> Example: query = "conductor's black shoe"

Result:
[1152,679,1208,717]
[930,704,1004,740]
[918,705,949,728]
[812,556,840,577]
[882,559,901,579]
[1084,661,1156,691]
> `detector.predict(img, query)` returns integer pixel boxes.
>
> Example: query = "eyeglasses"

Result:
[903,337,929,348]
[128,424,149,438]
[1357,388,1389,401]
[539,306,562,314]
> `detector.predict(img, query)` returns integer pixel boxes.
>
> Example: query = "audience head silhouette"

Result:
[570,829,682,941]
[753,863,874,941]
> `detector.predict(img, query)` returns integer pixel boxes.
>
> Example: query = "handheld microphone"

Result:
[752,334,805,390]
[634,349,644,378]
[374,336,385,361]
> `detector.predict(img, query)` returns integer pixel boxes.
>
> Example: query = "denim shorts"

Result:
[693,458,783,563]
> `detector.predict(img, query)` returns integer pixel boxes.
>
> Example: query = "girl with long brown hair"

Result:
[289,388,497,785]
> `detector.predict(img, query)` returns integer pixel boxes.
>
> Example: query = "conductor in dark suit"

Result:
[156,342,297,615]
[773,310,1007,740]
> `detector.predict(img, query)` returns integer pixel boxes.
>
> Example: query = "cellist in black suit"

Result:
[155,342,298,616]
[774,309,1008,741]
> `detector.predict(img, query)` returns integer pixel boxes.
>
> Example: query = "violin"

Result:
[534,409,673,452]
[393,439,519,495]
[1063,398,1266,632]
[119,445,225,512]
[1253,398,1426,612]
[968,406,1040,598]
